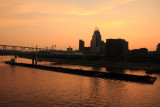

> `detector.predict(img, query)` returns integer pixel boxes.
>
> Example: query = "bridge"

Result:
[0,44,90,65]
[0,45,50,52]
[0,45,54,65]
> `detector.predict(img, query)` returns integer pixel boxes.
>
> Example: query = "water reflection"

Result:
[88,78,101,106]
[0,56,160,106]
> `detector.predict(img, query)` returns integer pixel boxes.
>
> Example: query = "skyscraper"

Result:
[90,28,102,54]
[156,43,160,52]
[79,39,84,52]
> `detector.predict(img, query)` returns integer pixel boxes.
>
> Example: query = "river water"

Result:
[0,56,160,107]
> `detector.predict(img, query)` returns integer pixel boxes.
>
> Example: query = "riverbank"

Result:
[16,55,160,70]
[36,58,160,71]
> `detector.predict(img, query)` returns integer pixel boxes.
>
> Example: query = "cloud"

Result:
[0,0,137,27]
[1,0,137,16]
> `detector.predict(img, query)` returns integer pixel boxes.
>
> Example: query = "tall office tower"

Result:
[79,39,84,52]
[90,27,102,54]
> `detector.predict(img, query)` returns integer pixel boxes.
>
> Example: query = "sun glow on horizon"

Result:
[0,0,160,51]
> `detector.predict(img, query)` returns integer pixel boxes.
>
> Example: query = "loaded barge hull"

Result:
[5,62,157,84]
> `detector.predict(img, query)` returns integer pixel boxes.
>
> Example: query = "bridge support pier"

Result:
[32,56,37,65]
[32,58,35,65]
[35,56,37,65]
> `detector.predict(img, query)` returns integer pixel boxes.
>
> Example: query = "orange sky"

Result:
[0,0,160,51]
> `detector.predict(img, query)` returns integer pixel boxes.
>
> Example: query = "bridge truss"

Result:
[0,45,49,52]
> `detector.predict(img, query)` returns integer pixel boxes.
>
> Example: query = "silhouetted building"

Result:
[156,43,160,52]
[90,28,106,55]
[79,39,84,52]
[101,41,105,46]
[100,46,106,56]
[67,46,73,52]
[130,48,148,54]
[106,39,128,60]
[129,48,149,62]
[83,47,91,54]
[90,28,102,54]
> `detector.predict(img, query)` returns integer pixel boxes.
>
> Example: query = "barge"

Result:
[5,61,157,84]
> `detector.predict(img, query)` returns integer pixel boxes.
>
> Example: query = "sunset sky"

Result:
[0,0,160,51]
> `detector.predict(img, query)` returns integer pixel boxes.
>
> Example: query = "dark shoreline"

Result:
[9,55,159,71]
[41,58,160,71]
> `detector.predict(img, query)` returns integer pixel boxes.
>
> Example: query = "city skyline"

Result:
[0,0,160,51]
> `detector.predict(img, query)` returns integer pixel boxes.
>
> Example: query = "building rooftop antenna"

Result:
[94,27,99,31]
